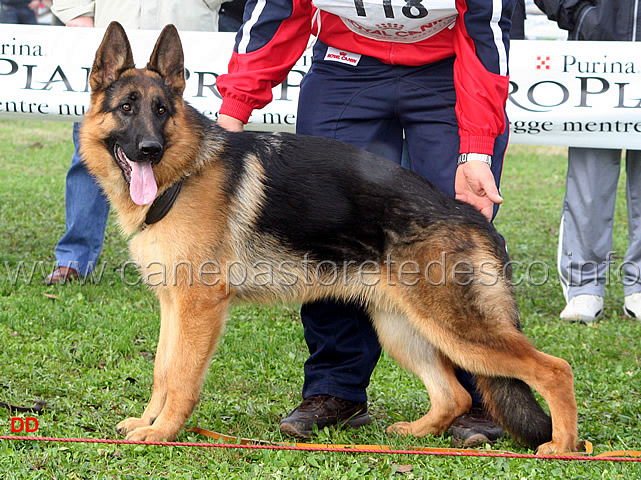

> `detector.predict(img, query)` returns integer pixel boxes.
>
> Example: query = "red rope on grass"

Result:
[1,435,640,462]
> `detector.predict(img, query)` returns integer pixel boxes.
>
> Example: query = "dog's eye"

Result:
[158,106,166,115]
[121,103,132,112]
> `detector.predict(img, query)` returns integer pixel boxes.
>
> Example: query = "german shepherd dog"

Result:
[80,22,579,454]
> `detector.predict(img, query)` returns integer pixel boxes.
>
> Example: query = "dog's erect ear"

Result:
[90,21,134,92]
[147,24,186,95]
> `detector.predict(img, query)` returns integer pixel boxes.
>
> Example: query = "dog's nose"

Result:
[139,140,163,158]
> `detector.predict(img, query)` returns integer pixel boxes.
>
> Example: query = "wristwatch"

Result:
[457,153,492,168]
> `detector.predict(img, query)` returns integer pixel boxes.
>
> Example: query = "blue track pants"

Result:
[296,41,508,403]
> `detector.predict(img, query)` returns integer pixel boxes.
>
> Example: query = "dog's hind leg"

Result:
[370,309,472,437]
[120,285,231,442]
[478,345,577,454]
[406,308,578,453]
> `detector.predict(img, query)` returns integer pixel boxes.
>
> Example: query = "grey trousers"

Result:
[558,147,641,300]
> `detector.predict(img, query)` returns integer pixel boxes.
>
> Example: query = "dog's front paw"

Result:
[124,425,175,442]
[116,417,151,436]
[386,421,414,436]
[536,439,578,455]
[386,420,444,438]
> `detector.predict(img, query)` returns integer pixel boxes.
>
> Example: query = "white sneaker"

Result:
[560,295,604,323]
[623,293,641,319]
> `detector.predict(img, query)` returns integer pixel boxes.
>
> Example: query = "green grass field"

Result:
[0,119,639,478]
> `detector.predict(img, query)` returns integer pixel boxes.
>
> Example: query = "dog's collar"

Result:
[143,178,185,228]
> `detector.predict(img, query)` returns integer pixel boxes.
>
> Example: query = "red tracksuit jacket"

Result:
[217,0,514,155]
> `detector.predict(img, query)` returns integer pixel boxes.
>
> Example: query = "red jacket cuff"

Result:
[219,97,255,125]
[458,134,496,156]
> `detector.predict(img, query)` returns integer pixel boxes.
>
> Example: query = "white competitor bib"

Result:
[313,0,457,43]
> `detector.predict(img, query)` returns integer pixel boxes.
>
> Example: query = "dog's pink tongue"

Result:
[129,161,158,206]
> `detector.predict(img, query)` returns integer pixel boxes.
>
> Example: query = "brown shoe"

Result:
[44,266,80,285]
[279,394,371,439]
[448,404,504,448]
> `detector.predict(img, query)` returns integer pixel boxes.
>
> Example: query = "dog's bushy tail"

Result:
[476,375,552,449]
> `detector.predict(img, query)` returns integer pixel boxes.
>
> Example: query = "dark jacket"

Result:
[1,0,33,6]
[512,0,526,39]
[535,0,641,40]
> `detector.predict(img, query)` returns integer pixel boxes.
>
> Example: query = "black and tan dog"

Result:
[80,22,579,454]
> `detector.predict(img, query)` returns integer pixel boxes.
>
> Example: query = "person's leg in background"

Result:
[622,150,641,318]
[558,147,621,323]
[46,122,110,284]
[282,44,507,445]
[279,43,405,439]
[400,57,508,447]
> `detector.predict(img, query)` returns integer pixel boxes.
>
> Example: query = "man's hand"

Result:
[66,15,94,27]
[455,160,503,221]
[217,114,244,132]
[28,0,39,12]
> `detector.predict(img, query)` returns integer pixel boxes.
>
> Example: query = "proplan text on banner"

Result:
[508,40,641,149]
[1,24,641,148]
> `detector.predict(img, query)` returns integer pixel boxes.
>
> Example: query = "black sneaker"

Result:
[279,394,371,439]
[448,404,504,448]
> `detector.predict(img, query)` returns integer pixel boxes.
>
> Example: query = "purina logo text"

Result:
[563,54,638,74]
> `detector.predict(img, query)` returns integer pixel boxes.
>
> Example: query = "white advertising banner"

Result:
[0,24,306,132]
[1,24,641,148]
[507,39,641,149]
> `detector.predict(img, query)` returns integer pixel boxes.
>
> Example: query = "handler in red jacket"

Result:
[217,0,515,447]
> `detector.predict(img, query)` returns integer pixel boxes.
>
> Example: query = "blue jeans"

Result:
[0,4,38,24]
[296,42,509,403]
[54,122,110,275]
